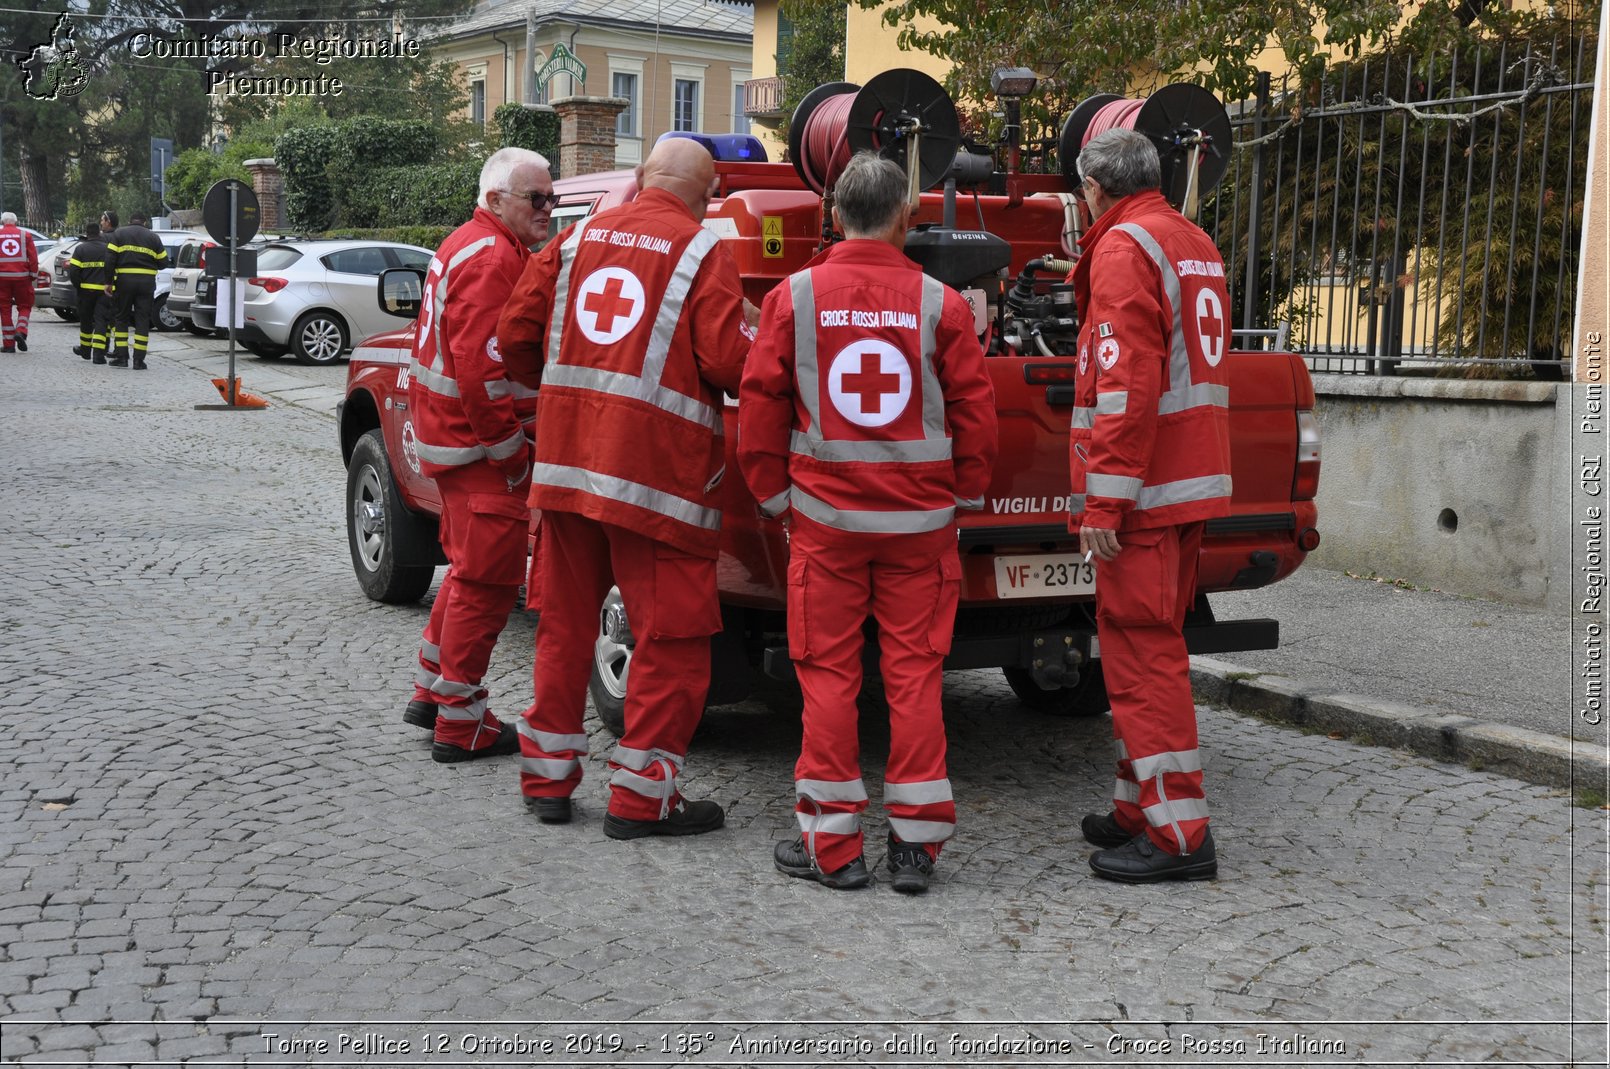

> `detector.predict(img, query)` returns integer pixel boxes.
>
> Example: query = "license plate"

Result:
[993,552,1096,599]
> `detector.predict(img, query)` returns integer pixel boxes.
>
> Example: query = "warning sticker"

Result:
[761,216,783,259]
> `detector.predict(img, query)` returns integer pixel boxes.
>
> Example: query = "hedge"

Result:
[494,103,561,175]
[277,117,440,231]
[341,161,481,230]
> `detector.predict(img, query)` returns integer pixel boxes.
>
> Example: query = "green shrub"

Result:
[164,140,274,212]
[278,117,441,231]
[494,103,561,174]
[342,160,482,229]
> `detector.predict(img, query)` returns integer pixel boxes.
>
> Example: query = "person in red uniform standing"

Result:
[497,138,753,833]
[403,147,555,763]
[1068,129,1233,883]
[740,152,998,893]
[0,212,39,353]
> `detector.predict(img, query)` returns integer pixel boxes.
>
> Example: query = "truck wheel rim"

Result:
[353,464,386,571]
[592,589,631,700]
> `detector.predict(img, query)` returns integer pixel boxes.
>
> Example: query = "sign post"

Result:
[198,179,263,409]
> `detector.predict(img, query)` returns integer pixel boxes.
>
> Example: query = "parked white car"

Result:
[232,239,433,365]
[43,232,189,330]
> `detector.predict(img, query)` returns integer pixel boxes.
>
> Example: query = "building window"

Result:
[776,12,795,74]
[470,80,486,126]
[673,78,699,132]
[613,72,638,137]
[732,82,746,132]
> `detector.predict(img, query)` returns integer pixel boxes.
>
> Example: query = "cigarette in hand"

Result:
[1083,549,1094,564]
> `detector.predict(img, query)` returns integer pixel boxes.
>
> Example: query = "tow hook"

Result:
[1028,633,1085,691]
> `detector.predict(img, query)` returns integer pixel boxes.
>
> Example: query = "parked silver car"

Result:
[234,240,432,365]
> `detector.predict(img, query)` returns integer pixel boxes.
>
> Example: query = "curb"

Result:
[1192,655,1607,791]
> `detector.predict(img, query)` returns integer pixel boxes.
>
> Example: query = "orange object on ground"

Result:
[210,377,269,408]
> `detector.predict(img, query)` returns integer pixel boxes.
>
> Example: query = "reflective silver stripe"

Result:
[796,811,861,836]
[759,489,791,517]
[414,440,486,465]
[545,225,586,369]
[435,697,488,722]
[1115,738,1130,760]
[539,363,718,429]
[428,678,481,699]
[789,429,952,464]
[1112,223,1192,405]
[611,745,685,772]
[409,359,460,399]
[1068,493,1087,512]
[1097,391,1129,415]
[790,271,821,442]
[1071,407,1095,431]
[882,778,952,806]
[1135,474,1232,511]
[413,665,436,689]
[1086,473,1143,500]
[351,345,408,367]
[1157,381,1229,415]
[420,640,440,662]
[917,275,947,441]
[532,461,720,531]
[1129,748,1203,781]
[640,228,719,387]
[888,816,955,842]
[484,379,539,401]
[522,756,580,779]
[516,722,589,753]
[610,763,680,818]
[1143,794,1209,830]
[429,235,498,375]
[791,486,954,535]
[955,495,983,510]
[485,428,527,462]
[1113,778,1141,804]
[796,778,869,803]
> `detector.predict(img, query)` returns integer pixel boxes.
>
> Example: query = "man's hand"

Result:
[1079,525,1121,562]
[742,297,761,331]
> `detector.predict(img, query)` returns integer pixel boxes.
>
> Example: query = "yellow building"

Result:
[430,0,753,169]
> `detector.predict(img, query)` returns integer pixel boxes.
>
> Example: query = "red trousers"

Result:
[1095,521,1209,855]
[412,462,529,750]
[787,515,960,874]
[518,511,720,820]
[0,277,32,345]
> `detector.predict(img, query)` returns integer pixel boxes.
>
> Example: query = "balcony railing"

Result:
[743,76,785,118]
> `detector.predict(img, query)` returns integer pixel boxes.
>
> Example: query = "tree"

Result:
[776,0,847,150]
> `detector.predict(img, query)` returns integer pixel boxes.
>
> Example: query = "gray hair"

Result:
[0,212,15,225]
[833,152,907,236]
[477,147,552,209]
[1077,130,1161,199]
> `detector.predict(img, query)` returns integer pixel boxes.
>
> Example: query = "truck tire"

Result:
[1002,662,1108,717]
[346,429,436,604]
[588,588,631,736]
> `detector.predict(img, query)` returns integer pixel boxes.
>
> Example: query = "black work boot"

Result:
[430,721,520,764]
[1089,829,1218,884]
[402,698,437,729]
[1080,811,1134,848]
[603,798,724,840]
[1,344,13,354]
[15,331,25,352]
[525,795,573,824]
[92,351,107,364]
[884,833,935,894]
[773,838,871,889]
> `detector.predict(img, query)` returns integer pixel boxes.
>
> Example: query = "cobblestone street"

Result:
[0,319,1605,1066]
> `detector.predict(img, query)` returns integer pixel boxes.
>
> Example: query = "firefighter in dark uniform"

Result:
[67,221,111,360]
[106,211,166,369]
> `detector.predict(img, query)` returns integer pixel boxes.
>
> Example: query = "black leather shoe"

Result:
[15,333,25,351]
[132,361,147,370]
[603,798,724,839]
[430,721,519,764]
[884,833,935,894]
[91,353,106,365]
[107,358,128,368]
[74,346,88,358]
[1090,829,1217,883]
[1081,811,1133,848]
[774,838,871,889]
[402,699,437,729]
[525,796,573,824]
[1,345,13,354]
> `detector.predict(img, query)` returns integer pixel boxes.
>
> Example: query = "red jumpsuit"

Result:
[1068,189,1233,856]
[498,188,751,820]
[739,239,998,874]
[407,207,536,753]
[0,225,38,351]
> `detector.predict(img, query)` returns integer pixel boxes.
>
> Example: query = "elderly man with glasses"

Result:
[399,146,555,763]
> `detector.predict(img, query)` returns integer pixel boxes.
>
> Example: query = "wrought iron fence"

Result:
[1201,35,1595,377]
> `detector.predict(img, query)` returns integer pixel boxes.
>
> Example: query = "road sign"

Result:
[202,179,260,246]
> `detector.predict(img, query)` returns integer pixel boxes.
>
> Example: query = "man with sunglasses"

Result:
[401,146,555,763]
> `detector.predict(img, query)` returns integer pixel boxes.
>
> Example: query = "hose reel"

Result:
[788,68,962,199]
[1058,83,1232,219]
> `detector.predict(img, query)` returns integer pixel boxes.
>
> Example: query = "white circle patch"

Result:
[1195,287,1226,367]
[1096,337,1120,371]
[485,336,503,363]
[827,340,911,428]
[574,267,646,345]
[0,237,18,258]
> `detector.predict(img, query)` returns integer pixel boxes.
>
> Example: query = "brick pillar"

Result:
[552,95,629,177]
[243,158,283,231]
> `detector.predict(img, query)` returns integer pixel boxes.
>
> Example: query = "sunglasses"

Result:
[508,190,560,211]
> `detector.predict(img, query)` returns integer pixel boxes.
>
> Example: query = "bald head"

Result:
[637,138,718,220]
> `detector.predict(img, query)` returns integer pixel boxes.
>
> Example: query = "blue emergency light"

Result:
[655,131,769,163]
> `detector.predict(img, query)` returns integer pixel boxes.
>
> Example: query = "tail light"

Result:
[1023,362,1077,384]
[1293,410,1321,501]
[249,276,288,293]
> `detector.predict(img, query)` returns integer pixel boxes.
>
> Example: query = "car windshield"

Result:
[256,246,303,271]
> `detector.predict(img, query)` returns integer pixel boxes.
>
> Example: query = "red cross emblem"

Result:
[584,276,635,334]
[574,267,646,344]
[1194,287,1226,366]
[828,340,910,428]
[841,352,902,414]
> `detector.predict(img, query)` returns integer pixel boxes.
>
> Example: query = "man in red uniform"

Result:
[740,152,998,893]
[497,138,752,834]
[1068,129,1233,883]
[0,212,39,353]
[403,147,554,763]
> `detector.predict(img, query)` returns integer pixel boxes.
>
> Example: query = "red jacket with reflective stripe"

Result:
[0,225,38,280]
[408,208,534,479]
[738,240,997,536]
[498,188,752,558]
[1068,190,1232,533]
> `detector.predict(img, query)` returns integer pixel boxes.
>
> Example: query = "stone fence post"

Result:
[551,96,629,178]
